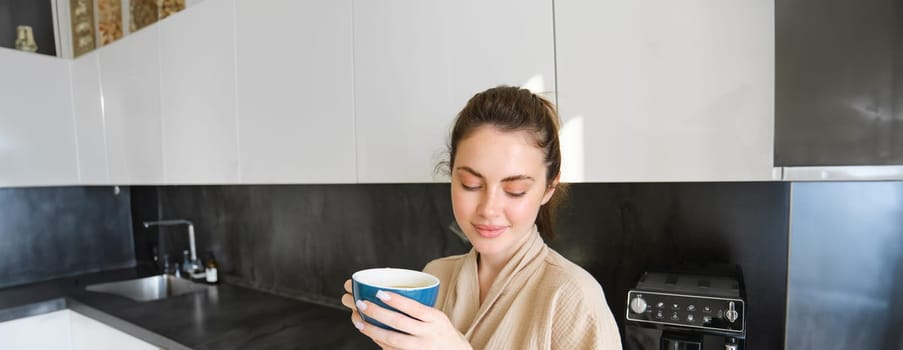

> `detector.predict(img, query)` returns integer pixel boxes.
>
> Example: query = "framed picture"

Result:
[131,0,185,32]
[69,0,96,57]
[52,0,190,57]
[96,0,123,46]
[130,0,157,32]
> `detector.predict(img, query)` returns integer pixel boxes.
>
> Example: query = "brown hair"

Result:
[439,86,567,240]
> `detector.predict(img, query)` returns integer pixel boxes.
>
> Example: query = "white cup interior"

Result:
[353,268,439,290]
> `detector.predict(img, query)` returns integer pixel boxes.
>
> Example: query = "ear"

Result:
[540,174,560,205]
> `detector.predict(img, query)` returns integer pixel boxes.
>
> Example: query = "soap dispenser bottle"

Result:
[205,252,219,284]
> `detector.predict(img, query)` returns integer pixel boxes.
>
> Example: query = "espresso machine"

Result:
[624,266,746,350]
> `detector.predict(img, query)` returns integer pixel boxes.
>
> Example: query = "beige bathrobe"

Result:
[423,229,622,350]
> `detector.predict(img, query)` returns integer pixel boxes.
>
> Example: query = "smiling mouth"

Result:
[473,224,507,238]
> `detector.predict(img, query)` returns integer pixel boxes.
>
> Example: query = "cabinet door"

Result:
[71,51,109,184]
[236,0,356,183]
[555,0,775,182]
[353,0,556,183]
[0,310,69,349]
[775,0,902,166]
[0,49,79,187]
[160,0,239,183]
[99,26,164,184]
[69,310,160,350]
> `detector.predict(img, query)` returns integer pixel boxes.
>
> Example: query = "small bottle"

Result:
[205,252,219,284]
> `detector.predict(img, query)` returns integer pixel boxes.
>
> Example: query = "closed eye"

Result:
[462,184,481,191]
[506,192,526,198]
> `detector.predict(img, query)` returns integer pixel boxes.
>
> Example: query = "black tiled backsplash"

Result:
[0,182,789,349]
[131,182,789,350]
[0,186,134,288]
[551,183,789,350]
[131,184,469,306]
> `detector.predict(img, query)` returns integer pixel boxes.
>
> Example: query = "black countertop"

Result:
[0,269,376,349]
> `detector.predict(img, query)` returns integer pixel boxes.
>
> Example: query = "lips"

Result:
[473,224,507,238]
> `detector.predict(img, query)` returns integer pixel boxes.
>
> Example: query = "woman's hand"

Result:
[341,279,471,350]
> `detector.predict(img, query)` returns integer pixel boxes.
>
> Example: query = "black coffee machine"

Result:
[624,265,746,350]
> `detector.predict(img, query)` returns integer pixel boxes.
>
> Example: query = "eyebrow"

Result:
[455,166,535,183]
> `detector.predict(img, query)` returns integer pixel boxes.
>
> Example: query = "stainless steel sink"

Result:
[85,275,211,302]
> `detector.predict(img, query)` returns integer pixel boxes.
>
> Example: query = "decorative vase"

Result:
[15,26,38,53]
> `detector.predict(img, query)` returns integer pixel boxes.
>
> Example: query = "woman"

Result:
[342,86,621,349]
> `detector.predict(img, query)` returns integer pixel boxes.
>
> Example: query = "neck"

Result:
[476,229,535,304]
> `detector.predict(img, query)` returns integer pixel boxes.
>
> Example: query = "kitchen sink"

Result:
[85,275,211,302]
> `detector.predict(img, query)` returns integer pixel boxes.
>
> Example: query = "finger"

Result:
[356,300,423,336]
[375,340,401,350]
[344,279,353,294]
[374,339,398,350]
[357,314,416,350]
[341,293,356,310]
[374,290,438,323]
[351,311,403,350]
[351,310,365,330]
[351,310,363,324]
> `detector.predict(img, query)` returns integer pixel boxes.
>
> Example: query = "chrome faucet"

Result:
[143,219,204,279]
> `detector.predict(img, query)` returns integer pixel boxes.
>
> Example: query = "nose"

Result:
[477,189,501,218]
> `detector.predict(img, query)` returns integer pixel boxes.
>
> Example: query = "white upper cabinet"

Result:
[71,51,109,184]
[98,26,164,184]
[0,49,79,187]
[353,0,556,183]
[160,0,240,184]
[235,0,356,183]
[0,0,781,187]
[555,0,776,182]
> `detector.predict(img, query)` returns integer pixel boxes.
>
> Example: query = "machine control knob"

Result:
[725,337,739,350]
[630,296,648,314]
[725,301,739,323]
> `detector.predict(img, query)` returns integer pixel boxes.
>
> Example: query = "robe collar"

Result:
[451,225,549,336]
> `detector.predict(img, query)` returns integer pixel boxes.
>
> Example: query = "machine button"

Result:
[703,306,712,313]
[670,312,680,321]
[671,303,680,310]
[725,301,739,323]
[687,304,696,312]
[686,314,695,322]
[630,296,648,314]
[703,315,712,324]
[655,311,664,319]
[657,302,665,309]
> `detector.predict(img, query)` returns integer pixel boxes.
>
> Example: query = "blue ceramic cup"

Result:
[352,268,440,331]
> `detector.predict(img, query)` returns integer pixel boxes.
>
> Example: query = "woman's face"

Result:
[451,125,556,259]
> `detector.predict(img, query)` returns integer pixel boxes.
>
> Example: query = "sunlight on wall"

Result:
[100,94,106,119]
[560,115,585,182]
[846,96,885,121]
[521,74,545,93]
